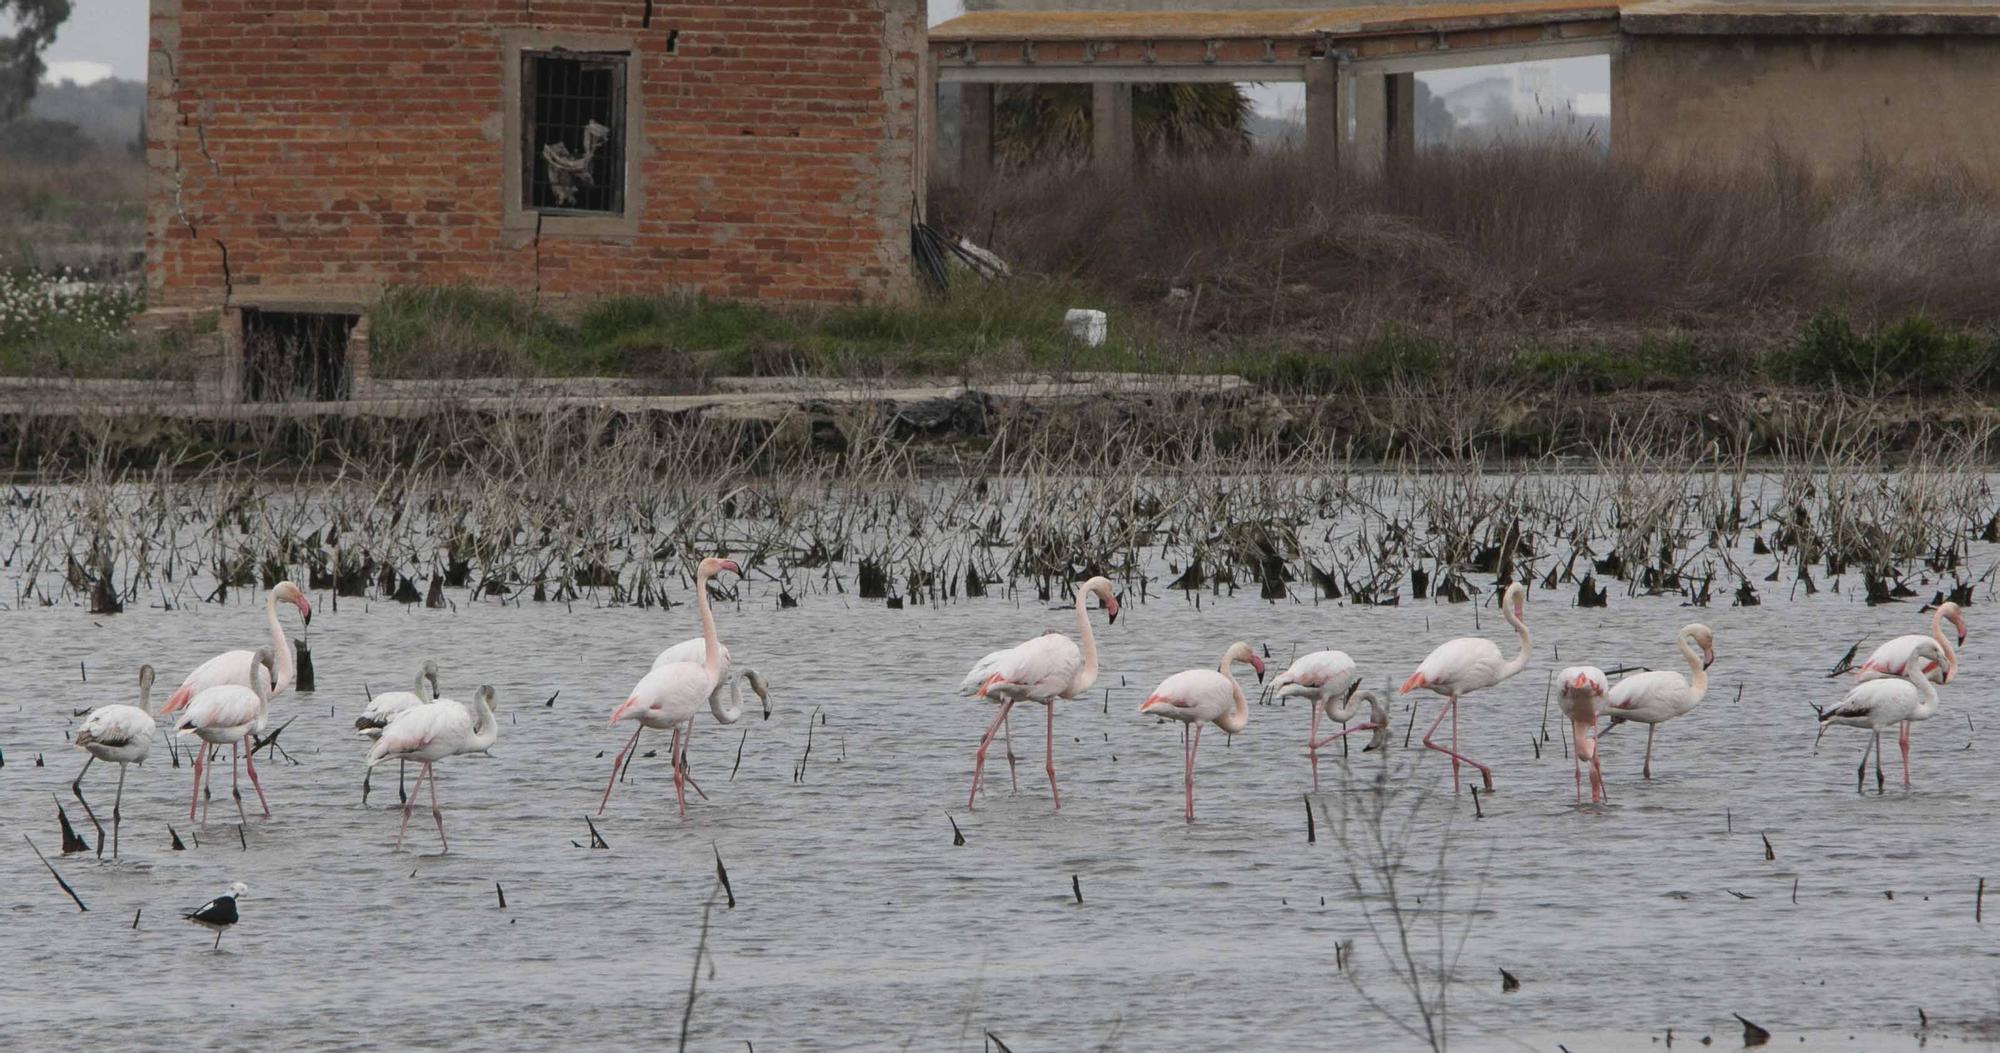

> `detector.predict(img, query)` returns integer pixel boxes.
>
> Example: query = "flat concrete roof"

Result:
[929,0,1617,41]
[1621,1,2000,35]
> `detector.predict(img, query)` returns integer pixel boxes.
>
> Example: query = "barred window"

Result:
[521,51,627,215]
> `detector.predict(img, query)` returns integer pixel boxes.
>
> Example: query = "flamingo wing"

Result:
[370,700,474,763]
[652,637,735,680]
[176,685,264,733]
[165,650,271,714]
[1407,637,1504,695]
[1140,669,1235,723]
[1858,634,1944,683]
[612,661,716,726]
[1823,679,1917,729]
[974,633,1083,702]
[76,704,156,750]
[356,690,425,734]
[1605,670,1693,723]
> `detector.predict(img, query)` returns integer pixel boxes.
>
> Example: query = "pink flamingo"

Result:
[599,557,739,817]
[1139,641,1262,822]
[960,576,1119,811]
[367,686,499,851]
[1400,581,1530,792]
[172,648,275,825]
[1857,602,1964,783]
[161,581,311,713]
[1819,637,1946,792]
[1555,666,1609,803]
[1270,649,1363,790]
[1602,623,1714,779]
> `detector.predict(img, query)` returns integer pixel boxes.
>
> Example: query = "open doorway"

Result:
[241,309,357,402]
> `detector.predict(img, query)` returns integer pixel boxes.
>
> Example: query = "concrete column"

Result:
[1345,67,1388,175]
[1304,58,1338,169]
[1091,82,1134,174]
[1387,71,1416,170]
[959,82,993,182]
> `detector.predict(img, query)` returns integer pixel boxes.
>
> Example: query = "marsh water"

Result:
[4,477,2000,1052]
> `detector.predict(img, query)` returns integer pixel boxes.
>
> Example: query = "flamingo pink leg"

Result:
[188,744,205,820]
[427,763,448,851]
[1573,748,1582,804]
[243,744,271,817]
[1002,710,1020,792]
[598,725,643,816]
[1452,700,1462,789]
[1045,702,1061,812]
[1186,723,1203,822]
[1642,725,1656,779]
[968,699,1016,808]
[1898,720,1912,788]
[1308,705,1322,792]
[677,722,709,802]
[670,725,688,818]
[1308,723,1376,751]
[397,763,431,848]
[1421,697,1493,792]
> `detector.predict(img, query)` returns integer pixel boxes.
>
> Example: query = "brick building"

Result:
[146,0,924,398]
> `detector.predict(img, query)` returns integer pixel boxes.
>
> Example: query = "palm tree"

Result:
[993,83,1251,167]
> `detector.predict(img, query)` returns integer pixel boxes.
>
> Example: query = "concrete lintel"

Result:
[939,63,1305,84]
[1346,36,1620,75]
[1621,3,2000,37]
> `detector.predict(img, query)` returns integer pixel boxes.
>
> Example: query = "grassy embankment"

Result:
[3,145,1997,396]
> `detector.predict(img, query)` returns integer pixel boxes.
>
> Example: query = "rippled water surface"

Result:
[5,493,2000,1051]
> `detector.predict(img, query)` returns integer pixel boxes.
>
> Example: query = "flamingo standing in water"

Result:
[1818,637,1947,792]
[1400,581,1531,792]
[355,659,440,805]
[961,576,1119,811]
[173,648,276,825]
[70,664,157,857]
[1555,666,1609,803]
[367,685,499,851]
[1139,641,1262,822]
[1602,623,1715,779]
[1856,602,1964,788]
[1270,649,1361,791]
[160,580,310,816]
[600,557,740,817]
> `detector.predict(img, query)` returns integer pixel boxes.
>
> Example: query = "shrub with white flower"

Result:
[0,268,143,346]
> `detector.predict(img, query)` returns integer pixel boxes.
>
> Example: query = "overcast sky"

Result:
[39,0,1600,113]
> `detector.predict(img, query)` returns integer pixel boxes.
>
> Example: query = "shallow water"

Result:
[5,512,2000,1051]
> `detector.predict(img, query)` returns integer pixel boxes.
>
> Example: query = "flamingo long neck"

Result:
[1073,586,1101,694]
[1906,661,1940,719]
[414,668,431,697]
[1219,683,1249,734]
[1931,609,1959,680]
[138,677,153,717]
[709,675,744,724]
[1499,597,1531,680]
[264,591,296,692]
[1678,631,1709,701]
[472,692,496,743]
[696,569,721,684]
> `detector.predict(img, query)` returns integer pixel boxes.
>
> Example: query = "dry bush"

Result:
[930,142,2000,346]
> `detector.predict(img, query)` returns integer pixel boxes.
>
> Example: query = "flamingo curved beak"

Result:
[1250,655,1266,683]
[1105,594,1121,624]
[1701,646,1716,670]
[296,594,313,625]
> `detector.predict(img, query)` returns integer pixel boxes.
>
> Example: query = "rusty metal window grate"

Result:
[521,51,627,215]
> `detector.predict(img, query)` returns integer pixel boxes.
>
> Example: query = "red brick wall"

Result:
[146,0,923,309]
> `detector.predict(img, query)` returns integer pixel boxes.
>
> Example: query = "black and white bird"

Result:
[183,882,246,949]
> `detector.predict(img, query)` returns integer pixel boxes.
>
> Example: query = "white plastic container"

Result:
[1063,308,1108,347]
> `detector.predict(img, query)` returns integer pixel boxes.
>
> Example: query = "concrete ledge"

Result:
[1621,1,2000,36]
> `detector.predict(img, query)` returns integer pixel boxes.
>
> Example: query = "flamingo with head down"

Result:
[599,557,740,817]
[1555,666,1609,803]
[1400,581,1531,792]
[1270,649,1361,791]
[1139,641,1261,822]
[961,576,1119,811]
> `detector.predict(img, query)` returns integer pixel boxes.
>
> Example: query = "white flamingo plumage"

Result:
[1400,581,1531,792]
[961,576,1119,811]
[1140,641,1261,822]
[652,637,772,722]
[1820,636,1946,792]
[367,685,499,851]
[160,581,311,719]
[355,659,440,805]
[70,664,157,857]
[173,647,276,825]
[599,557,739,818]
[1602,623,1715,779]
[1555,666,1609,803]
[1856,603,1964,778]
[1270,649,1364,791]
